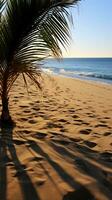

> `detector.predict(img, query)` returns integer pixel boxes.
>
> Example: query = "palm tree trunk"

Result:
[1,95,11,122]
[1,76,13,127]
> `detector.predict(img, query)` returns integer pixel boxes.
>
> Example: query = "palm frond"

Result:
[0,0,80,96]
[0,0,5,11]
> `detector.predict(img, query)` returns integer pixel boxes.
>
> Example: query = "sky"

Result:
[63,0,112,58]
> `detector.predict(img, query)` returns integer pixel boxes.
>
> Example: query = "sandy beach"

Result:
[0,74,112,200]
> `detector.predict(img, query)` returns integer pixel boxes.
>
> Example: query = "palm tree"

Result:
[0,0,5,20]
[0,0,79,127]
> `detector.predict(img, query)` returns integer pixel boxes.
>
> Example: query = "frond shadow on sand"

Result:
[0,124,40,200]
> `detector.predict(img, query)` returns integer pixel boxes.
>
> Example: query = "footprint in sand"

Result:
[19,117,27,122]
[80,129,92,135]
[19,92,24,95]
[35,178,46,186]
[104,117,110,120]
[74,122,83,125]
[76,108,82,111]
[95,123,108,128]
[34,100,40,104]
[29,102,35,106]
[73,119,84,126]
[88,114,96,118]
[83,140,97,148]
[77,99,81,102]
[23,109,31,113]
[50,109,57,111]
[51,138,71,145]
[38,111,45,114]
[72,114,79,119]
[99,120,107,123]
[68,109,75,113]
[82,122,90,125]
[13,99,18,102]
[14,96,18,99]
[19,105,29,108]
[46,122,63,129]
[23,130,31,134]
[13,139,26,145]
[28,119,37,124]
[70,138,82,143]
[86,112,92,115]
[60,128,68,132]
[103,132,112,136]
[58,119,67,123]
[75,119,84,123]
[36,132,47,139]
[42,115,50,120]
[32,107,40,111]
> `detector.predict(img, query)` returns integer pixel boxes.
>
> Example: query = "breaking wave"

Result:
[42,66,112,82]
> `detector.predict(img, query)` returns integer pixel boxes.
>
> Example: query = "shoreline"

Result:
[43,70,112,86]
[51,73,112,87]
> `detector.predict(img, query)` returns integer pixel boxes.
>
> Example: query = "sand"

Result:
[0,74,112,200]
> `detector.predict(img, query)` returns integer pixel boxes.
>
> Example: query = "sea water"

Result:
[42,58,112,84]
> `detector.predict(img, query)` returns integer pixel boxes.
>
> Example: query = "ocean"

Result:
[42,58,112,84]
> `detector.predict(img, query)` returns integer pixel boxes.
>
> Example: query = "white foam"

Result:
[42,68,53,74]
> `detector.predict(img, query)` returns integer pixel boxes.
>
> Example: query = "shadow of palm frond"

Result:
[0,126,40,200]
[28,140,80,189]
[63,186,94,200]
[49,140,112,199]
[1,125,112,200]
[0,130,7,200]
[26,141,94,200]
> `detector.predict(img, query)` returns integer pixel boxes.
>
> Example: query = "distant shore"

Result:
[0,74,112,200]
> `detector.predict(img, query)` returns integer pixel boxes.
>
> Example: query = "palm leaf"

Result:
[0,0,80,96]
[0,0,5,11]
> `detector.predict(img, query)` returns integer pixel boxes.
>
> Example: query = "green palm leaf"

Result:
[0,0,80,124]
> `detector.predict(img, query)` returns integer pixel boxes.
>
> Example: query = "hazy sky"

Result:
[63,0,112,58]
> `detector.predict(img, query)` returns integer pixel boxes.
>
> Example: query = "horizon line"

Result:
[49,57,112,59]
